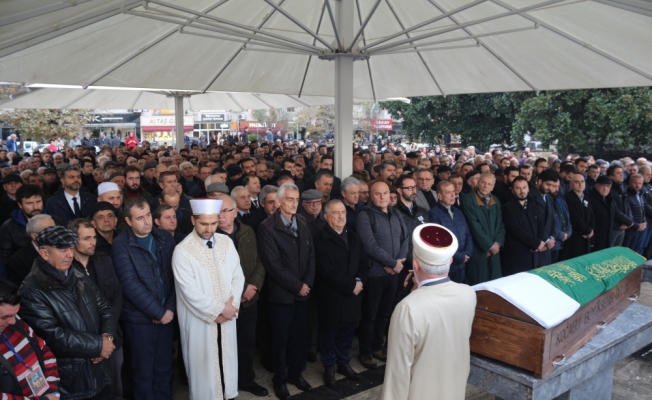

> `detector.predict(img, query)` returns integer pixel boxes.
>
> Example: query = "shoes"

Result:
[288,375,313,392]
[372,348,388,362]
[337,363,360,381]
[323,365,337,387]
[273,383,290,400]
[307,352,317,363]
[359,354,378,370]
[239,381,269,397]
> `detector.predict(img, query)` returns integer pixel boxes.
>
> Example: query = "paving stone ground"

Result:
[170,282,652,399]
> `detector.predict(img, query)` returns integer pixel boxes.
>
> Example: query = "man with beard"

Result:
[501,177,548,276]
[0,185,50,274]
[69,218,124,399]
[586,176,617,251]
[80,159,97,193]
[256,163,268,186]
[90,201,119,255]
[492,166,519,205]
[358,181,370,205]
[124,165,152,201]
[368,160,397,190]
[531,170,559,267]
[562,174,594,259]
[172,199,245,400]
[46,167,97,226]
[393,175,427,302]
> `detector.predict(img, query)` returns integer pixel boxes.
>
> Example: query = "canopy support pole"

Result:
[334,0,354,178]
[175,95,185,151]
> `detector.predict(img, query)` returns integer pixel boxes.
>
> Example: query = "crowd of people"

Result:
[0,131,650,400]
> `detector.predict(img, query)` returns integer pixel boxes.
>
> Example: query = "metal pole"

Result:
[334,0,354,178]
[175,95,184,151]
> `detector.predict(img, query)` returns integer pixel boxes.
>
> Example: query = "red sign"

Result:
[372,119,393,130]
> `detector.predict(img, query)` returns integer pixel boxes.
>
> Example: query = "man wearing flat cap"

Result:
[587,175,618,251]
[172,199,245,400]
[19,226,118,399]
[382,224,476,400]
[0,174,23,225]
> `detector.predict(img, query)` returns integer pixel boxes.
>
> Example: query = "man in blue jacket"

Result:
[428,181,473,283]
[45,167,96,226]
[112,197,176,400]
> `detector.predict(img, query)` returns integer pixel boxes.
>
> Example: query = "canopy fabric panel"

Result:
[0,0,650,99]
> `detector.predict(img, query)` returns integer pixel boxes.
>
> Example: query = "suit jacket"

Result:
[415,189,437,212]
[45,190,97,226]
[382,280,476,400]
[501,195,547,276]
[563,191,595,260]
[314,225,369,328]
[257,210,315,304]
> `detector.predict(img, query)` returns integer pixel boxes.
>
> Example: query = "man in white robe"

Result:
[172,199,245,400]
[382,224,477,400]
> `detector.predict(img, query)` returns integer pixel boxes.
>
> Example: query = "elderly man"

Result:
[171,199,245,400]
[214,195,267,397]
[231,186,253,223]
[0,174,23,225]
[414,168,437,211]
[257,183,315,400]
[149,171,192,211]
[314,200,368,386]
[428,181,473,283]
[46,167,97,226]
[340,177,365,233]
[6,214,55,286]
[70,218,124,399]
[298,189,326,236]
[90,201,119,255]
[112,198,176,400]
[382,224,476,400]
[461,173,505,285]
[624,174,651,251]
[562,174,595,259]
[0,280,61,399]
[356,182,409,370]
[19,226,118,399]
[314,171,335,205]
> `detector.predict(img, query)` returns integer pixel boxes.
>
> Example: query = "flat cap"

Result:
[90,201,117,218]
[42,168,57,175]
[406,152,419,159]
[103,161,117,167]
[301,189,323,201]
[55,163,71,171]
[108,172,124,181]
[1,174,22,184]
[596,176,613,185]
[437,165,453,173]
[207,182,229,194]
[143,161,158,170]
[36,226,79,249]
[464,170,480,180]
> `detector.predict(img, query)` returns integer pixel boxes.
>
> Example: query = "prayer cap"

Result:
[36,226,79,249]
[98,182,120,196]
[412,224,458,268]
[190,199,223,215]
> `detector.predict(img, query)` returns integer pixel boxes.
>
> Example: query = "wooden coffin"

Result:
[470,266,642,378]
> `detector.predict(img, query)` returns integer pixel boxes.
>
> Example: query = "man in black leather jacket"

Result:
[18,226,117,400]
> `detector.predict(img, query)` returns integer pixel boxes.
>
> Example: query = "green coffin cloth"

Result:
[528,247,645,306]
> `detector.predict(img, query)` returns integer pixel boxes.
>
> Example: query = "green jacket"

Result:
[235,221,266,308]
[461,190,506,285]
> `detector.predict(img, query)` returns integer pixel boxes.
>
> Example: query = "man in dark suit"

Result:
[314,200,368,386]
[501,177,548,276]
[257,183,315,400]
[45,166,97,226]
[562,174,595,260]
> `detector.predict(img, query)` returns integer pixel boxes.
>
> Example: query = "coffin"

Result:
[470,248,644,378]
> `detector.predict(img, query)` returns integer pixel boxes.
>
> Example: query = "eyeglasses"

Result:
[303,200,321,207]
[401,186,417,191]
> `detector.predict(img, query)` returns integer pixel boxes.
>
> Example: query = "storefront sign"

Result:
[201,113,226,122]
[140,116,194,132]
[372,119,393,130]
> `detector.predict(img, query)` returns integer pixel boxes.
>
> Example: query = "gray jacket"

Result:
[415,189,437,211]
[356,204,409,278]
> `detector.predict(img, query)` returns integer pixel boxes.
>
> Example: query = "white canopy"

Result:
[0,0,650,174]
[0,86,372,110]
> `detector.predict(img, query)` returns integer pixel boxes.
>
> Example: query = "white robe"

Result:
[381,280,477,400]
[172,232,245,400]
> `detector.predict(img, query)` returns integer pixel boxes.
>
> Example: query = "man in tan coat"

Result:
[382,223,476,400]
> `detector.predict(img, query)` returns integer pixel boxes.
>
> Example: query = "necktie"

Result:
[207,240,213,249]
[72,196,82,218]
[252,199,258,208]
